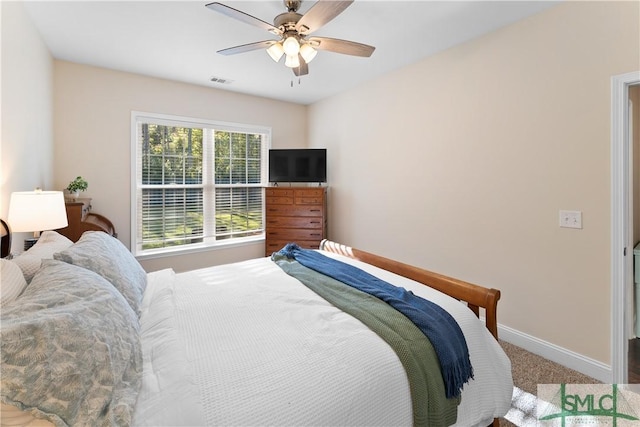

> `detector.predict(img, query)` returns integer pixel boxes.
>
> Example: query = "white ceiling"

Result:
[24,0,557,105]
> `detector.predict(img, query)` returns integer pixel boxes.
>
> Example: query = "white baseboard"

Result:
[498,323,612,384]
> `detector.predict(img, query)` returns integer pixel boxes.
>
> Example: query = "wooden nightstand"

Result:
[55,198,117,242]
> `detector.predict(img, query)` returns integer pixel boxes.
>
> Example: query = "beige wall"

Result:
[308,1,640,364]
[1,1,55,253]
[53,61,308,272]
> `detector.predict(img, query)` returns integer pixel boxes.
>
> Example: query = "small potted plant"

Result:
[66,176,88,198]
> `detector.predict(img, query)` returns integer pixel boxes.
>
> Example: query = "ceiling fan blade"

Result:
[292,55,309,76]
[218,40,277,56]
[206,2,282,35]
[308,37,375,57]
[295,0,353,35]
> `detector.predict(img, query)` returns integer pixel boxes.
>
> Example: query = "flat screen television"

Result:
[269,149,327,183]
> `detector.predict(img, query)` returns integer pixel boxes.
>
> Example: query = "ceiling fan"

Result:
[205,0,375,77]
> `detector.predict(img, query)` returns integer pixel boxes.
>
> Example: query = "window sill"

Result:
[134,235,265,261]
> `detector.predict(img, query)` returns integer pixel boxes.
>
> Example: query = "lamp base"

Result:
[24,238,38,251]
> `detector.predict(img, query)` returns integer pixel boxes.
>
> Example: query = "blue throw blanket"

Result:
[275,243,473,398]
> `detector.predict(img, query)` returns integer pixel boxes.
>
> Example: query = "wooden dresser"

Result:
[265,187,327,256]
[55,198,117,242]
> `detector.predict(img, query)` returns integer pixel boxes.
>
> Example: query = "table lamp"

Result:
[8,189,69,250]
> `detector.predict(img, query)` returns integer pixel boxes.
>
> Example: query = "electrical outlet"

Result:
[559,210,582,229]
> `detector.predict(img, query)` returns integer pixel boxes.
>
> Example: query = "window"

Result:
[131,112,270,257]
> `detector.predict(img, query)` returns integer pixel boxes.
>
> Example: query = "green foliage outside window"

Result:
[139,122,264,251]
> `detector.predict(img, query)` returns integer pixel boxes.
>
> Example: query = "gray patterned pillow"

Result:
[54,231,146,316]
[0,259,142,427]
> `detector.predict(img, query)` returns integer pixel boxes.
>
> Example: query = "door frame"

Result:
[611,71,640,384]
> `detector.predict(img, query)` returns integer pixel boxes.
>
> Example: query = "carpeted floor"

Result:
[498,340,599,427]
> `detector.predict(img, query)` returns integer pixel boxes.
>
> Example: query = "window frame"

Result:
[130,111,271,259]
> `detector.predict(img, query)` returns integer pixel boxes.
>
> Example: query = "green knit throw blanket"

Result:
[273,255,460,427]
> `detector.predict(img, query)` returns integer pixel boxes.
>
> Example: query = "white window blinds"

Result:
[132,112,270,256]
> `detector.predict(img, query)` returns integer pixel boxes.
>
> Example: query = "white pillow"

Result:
[0,259,28,306]
[12,231,74,283]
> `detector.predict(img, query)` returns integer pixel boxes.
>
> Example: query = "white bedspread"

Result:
[133,251,512,426]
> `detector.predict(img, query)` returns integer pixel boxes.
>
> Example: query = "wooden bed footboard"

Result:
[319,239,501,340]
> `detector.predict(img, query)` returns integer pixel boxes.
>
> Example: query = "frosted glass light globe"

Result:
[282,37,300,56]
[267,42,284,62]
[285,54,300,68]
[300,44,317,63]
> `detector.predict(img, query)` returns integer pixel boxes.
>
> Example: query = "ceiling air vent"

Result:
[210,76,234,85]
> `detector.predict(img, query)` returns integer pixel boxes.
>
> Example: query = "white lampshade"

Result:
[282,36,300,56]
[285,54,300,68]
[267,42,285,62]
[8,190,68,235]
[299,44,317,63]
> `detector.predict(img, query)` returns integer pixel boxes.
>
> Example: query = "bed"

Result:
[0,231,513,427]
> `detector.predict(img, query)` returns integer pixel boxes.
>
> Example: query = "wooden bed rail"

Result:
[319,239,501,340]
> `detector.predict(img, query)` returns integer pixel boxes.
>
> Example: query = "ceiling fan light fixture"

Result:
[299,43,317,63]
[285,54,300,68]
[282,36,300,56]
[208,1,375,78]
[267,42,285,62]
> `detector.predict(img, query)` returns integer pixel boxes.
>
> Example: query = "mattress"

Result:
[132,251,513,426]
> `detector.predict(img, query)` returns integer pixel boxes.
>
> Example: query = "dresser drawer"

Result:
[266,216,324,229]
[265,188,295,198]
[266,239,323,254]
[295,188,324,196]
[266,205,324,217]
[267,228,324,241]
[295,196,324,205]
[266,196,294,205]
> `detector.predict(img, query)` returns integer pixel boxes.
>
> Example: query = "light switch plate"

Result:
[559,210,582,229]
